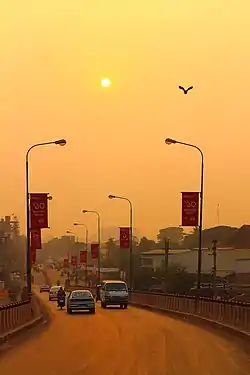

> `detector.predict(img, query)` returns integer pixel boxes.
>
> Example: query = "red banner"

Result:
[181,192,199,226]
[30,248,36,265]
[30,228,42,249]
[63,258,69,268]
[80,251,87,264]
[30,193,48,229]
[120,227,130,248]
[71,255,77,266]
[91,243,99,259]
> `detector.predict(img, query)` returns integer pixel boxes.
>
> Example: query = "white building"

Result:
[140,248,250,277]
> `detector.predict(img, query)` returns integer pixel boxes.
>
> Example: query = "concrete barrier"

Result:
[130,292,250,335]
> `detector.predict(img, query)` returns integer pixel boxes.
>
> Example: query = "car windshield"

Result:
[71,291,93,299]
[105,283,127,291]
[51,286,60,292]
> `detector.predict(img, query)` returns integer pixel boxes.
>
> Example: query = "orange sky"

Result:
[0,1,249,241]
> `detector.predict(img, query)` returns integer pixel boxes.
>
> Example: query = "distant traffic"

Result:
[43,279,129,314]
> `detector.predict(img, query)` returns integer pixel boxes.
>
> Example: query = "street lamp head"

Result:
[82,210,88,213]
[55,139,67,146]
[165,138,177,145]
[66,230,71,234]
[108,194,116,199]
[73,223,78,226]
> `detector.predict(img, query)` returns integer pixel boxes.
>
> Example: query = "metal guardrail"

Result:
[2,284,249,337]
[130,292,250,334]
[0,299,29,311]
[0,296,42,337]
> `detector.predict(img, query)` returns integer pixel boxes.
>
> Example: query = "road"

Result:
[1,289,250,375]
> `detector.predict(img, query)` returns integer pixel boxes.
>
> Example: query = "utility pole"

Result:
[211,240,217,297]
[217,204,220,226]
[164,238,170,293]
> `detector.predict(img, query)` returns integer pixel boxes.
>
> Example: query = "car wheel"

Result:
[123,304,128,309]
[120,304,123,309]
[90,308,95,314]
[49,298,51,301]
[67,309,72,314]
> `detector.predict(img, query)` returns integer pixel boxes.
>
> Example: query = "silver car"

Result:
[49,286,62,301]
[67,290,95,314]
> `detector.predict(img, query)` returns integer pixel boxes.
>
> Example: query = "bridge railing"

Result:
[130,292,250,334]
[0,296,42,337]
[2,288,249,337]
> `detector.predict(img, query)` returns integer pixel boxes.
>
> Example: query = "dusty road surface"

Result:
[1,290,250,375]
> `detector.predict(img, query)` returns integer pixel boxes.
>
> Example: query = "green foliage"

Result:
[132,263,195,294]
[101,237,130,280]
[165,266,195,294]
[157,227,185,248]
[40,224,250,294]
[137,237,156,253]
[0,227,25,298]
[183,225,238,248]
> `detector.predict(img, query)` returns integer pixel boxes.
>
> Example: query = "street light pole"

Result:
[74,223,89,285]
[164,237,170,293]
[25,139,66,295]
[82,210,101,285]
[165,138,204,289]
[108,194,133,291]
[66,230,78,242]
[211,240,217,297]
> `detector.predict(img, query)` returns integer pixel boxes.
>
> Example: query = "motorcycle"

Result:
[58,296,65,310]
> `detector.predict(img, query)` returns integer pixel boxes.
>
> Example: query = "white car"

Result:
[100,280,128,309]
[49,286,62,301]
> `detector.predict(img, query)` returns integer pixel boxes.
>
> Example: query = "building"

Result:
[140,247,250,277]
[0,216,11,239]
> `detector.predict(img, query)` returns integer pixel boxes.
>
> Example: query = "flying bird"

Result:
[179,85,193,94]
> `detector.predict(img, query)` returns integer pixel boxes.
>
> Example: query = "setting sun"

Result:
[101,78,111,88]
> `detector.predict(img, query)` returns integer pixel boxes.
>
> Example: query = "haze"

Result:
[0,1,249,240]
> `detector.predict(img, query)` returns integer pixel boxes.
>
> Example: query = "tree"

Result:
[165,266,195,294]
[37,236,78,263]
[0,231,25,299]
[228,225,250,248]
[202,226,238,247]
[104,237,119,267]
[183,226,238,249]
[101,237,128,273]
[11,215,20,237]
[157,227,185,248]
[137,237,156,253]
[183,227,199,248]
